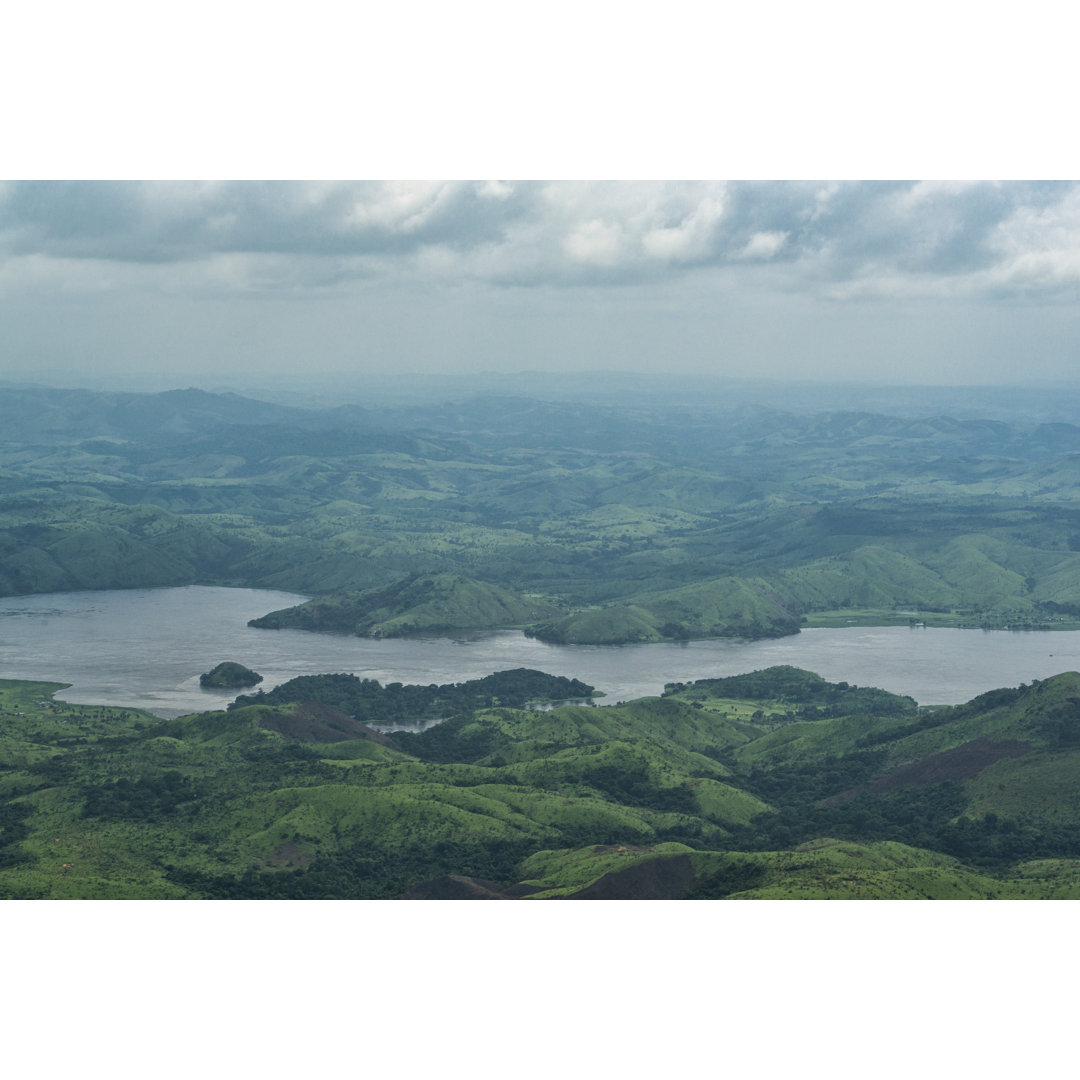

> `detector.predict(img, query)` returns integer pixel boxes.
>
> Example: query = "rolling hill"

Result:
[5,665,1080,898]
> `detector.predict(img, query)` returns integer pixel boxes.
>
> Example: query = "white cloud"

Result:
[563,218,626,265]
[342,182,452,233]
[1,181,1078,306]
[983,185,1080,295]
[476,180,514,200]
[641,194,726,263]
[739,230,788,260]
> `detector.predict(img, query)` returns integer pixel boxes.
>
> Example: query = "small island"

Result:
[199,661,263,689]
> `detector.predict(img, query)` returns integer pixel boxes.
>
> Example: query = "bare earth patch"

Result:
[255,702,394,744]
[262,842,315,870]
[823,737,1033,806]
[564,854,700,899]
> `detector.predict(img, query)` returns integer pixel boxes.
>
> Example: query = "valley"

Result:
[5,381,1080,898]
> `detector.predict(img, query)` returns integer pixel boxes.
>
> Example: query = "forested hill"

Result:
[249,573,558,637]
[6,666,1080,899]
[229,668,597,721]
[6,383,1080,641]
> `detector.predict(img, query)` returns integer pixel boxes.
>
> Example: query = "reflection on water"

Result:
[1,586,1080,718]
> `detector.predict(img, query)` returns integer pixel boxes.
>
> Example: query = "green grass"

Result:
[251,572,559,636]
[8,656,1080,897]
[506,838,1048,900]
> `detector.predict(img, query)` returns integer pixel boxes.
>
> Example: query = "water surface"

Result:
[1,586,1078,718]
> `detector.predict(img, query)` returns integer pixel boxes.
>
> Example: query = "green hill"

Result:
[0,502,245,597]
[249,572,558,636]
[481,838,1080,900]
[528,576,801,643]
[10,384,1080,639]
[199,662,262,689]
[230,668,598,721]
[7,666,1080,898]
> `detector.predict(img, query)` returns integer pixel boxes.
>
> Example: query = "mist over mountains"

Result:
[5,377,1080,898]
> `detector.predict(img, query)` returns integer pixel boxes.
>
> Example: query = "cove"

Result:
[2,586,1080,719]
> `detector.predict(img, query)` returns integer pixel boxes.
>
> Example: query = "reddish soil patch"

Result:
[398,875,521,900]
[823,736,1033,806]
[256,702,393,744]
[398,855,705,900]
[564,854,700,900]
[262,841,314,870]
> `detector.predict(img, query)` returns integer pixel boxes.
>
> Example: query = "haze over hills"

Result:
[5,382,1080,640]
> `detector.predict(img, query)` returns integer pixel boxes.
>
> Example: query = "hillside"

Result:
[249,572,558,636]
[528,576,801,643]
[404,839,1080,900]
[229,668,598,721]
[8,385,1080,641]
[4,666,1080,898]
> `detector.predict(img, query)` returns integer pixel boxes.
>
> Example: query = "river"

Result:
[1,586,1079,719]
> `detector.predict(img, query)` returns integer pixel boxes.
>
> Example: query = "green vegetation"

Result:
[9,385,1080,642]
[663,665,919,722]
[230,668,598,722]
[199,662,262,689]
[528,577,801,643]
[6,666,1080,898]
[250,572,557,636]
[9,384,1080,897]
[514,840,1080,900]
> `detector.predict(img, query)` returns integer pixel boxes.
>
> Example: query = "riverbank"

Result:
[802,607,1080,632]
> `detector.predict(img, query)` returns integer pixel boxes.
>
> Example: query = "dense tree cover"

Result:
[162,836,539,900]
[0,801,33,869]
[199,662,262,689]
[230,668,596,723]
[81,770,200,821]
[726,779,1080,869]
[664,665,919,719]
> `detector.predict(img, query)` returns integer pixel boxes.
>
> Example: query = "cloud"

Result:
[563,219,626,265]
[641,193,726,263]
[980,183,1080,298]
[0,180,1077,303]
[0,181,535,262]
[738,231,788,260]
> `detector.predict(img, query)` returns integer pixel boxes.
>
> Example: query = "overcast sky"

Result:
[2,180,1077,392]
[4,1,1079,396]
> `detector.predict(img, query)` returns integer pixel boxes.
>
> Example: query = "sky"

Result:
[2,4,1078,394]
[2,179,1078,391]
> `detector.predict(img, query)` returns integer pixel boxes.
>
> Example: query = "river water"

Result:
[1,586,1079,719]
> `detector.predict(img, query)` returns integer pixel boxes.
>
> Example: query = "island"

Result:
[199,662,264,689]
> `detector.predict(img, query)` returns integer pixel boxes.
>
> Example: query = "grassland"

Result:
[512,840,1080,899]
[5,665,1080,898]
[250,572,557,636]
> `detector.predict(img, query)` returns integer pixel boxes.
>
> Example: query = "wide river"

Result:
[2,586,1080,719]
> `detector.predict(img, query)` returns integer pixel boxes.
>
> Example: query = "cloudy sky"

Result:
[4,0,1078,395]
[2,179,1078,391]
